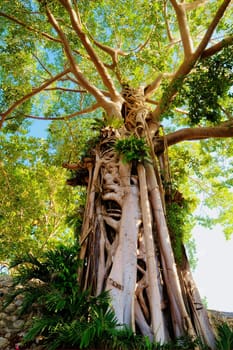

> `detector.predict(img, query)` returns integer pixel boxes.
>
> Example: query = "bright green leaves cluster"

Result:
[178,46,233,125]
[47,117,101,164]
[167,138,233,241]
[114,135,149,163]
[0,131,80,262]
[195,138,233,239]
[0,2,38,105]
[166,201,196,267]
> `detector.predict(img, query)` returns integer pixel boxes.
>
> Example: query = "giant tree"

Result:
[1,1,233,348]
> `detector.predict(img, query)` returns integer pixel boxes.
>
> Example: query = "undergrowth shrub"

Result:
[215,323,233,350]
[3,243,208,350]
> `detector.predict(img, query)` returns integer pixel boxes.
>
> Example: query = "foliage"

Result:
[166,201,195,266]
[47,118,101,164]
[114,135,150,163]
[3,242,206,350]
[0,130,80,261]
[215,323,233,350]
[179,46,233,125]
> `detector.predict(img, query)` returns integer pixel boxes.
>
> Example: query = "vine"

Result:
[166,200,194,265]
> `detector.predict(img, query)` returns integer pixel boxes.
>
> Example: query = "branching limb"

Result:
[166,124,233,146]
[59,0,122,103]
[146,99,189,115]
[132,26,155,53]
[45,7,104,101]
[170,0,194,57]
[201,35,233,58]
[86,29,128,68]
[151,0,231,125]
[45,5,122,118]
[163,0,175,43]
[64,74,112,98]
[0,68,70,128]
[194,0,231,58]
[144,73,174,97]
[32,53,53,77]
[0,10,87,59]
[44,87,87,93]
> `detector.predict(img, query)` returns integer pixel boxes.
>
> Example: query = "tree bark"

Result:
[76,107,217,349]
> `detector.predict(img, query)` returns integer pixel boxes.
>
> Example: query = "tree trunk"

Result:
[74,89,216,349]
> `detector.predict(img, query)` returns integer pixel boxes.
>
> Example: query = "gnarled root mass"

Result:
[73,126,216,349]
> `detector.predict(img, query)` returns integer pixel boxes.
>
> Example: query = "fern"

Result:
[215,323,233,350]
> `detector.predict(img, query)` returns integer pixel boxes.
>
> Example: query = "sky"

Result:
[29,120,233,312]
[192,225,233,312]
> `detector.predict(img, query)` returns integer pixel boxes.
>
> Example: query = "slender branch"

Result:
[144,73,173,97]
[170,0,194,57]
[146,99,189,115]
[163,0,174,43]
[133,26,155,53]
[193,0,231,58]
[183,0,208,11]
[59,0,122,103]
[44,87,87,93]
[166,125,233,146]
[0,11,61,43]
[0,10,84,58]
[201,35,233,58]
[86,28,128,68]
[32,53,53,77]
[12,103,100,121]
[151,0,231,123]
[60,73,112,97]
[0,68,70,128]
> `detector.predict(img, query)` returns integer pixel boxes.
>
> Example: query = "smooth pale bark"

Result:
[137,163,166,342]
[145,162,195,338]
[166,126,233,146]
[135,298,154,340]
[106,162,140,326]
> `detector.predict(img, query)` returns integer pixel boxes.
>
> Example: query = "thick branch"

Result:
[61,73,112,97]
[201,36,233,58]
[151,0,231,123]
[0,68,70,128]
[170,0,194,57]
[166,125,233,146]
[132,26,155,53]
[59,0,122,103]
